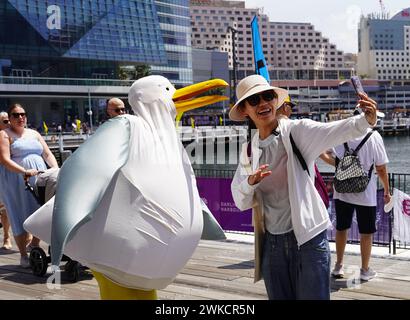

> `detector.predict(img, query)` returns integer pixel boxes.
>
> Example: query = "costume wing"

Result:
[201,199,226,240]
[50,116,130,266]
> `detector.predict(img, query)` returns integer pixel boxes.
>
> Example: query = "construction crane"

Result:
[379,0,388,18]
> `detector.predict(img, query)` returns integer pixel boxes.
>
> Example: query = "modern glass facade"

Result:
[0,0,192,84]
[152,0,192,86]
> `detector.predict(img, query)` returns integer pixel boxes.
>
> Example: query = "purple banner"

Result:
[197,175,391,244]
[196,177,253,232]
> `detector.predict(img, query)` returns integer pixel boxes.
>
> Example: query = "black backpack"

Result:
[333,131,374,193]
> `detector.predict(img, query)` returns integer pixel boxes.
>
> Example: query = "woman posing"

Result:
[230,75,378,300]
[0,104,58,267]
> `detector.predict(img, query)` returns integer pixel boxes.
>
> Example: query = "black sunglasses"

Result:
[246,91,276,107]
[2,119,9,124]
[112,108,125,114]
[11,112,26,118]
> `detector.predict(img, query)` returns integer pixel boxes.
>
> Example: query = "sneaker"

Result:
[20,256,30,269]
[360,267,377,281]
[331,263,344,278]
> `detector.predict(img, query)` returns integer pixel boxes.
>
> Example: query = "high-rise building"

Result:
[357,8,410,81]
[190,0,350,81]
[0,0,193,126]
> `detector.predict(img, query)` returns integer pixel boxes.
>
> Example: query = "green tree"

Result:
[134,65,151,79]
[118,64,151,80]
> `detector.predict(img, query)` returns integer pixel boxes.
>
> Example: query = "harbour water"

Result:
[382,135,410,174]
[191,134,410,174]
[317,135,410,174]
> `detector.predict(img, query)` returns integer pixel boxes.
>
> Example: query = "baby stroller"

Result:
[25,169,86,282]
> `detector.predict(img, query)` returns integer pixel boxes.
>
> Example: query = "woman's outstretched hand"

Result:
[248,164,272,185]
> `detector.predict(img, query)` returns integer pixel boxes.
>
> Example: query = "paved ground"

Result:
[1,230,410,300]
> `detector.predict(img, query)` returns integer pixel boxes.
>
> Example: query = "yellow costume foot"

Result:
[92,270,157,300]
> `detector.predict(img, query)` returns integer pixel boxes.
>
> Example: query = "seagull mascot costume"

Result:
[24,75,227,299]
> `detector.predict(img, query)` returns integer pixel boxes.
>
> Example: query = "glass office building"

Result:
[0,0,192,85]
[152,0,192,85]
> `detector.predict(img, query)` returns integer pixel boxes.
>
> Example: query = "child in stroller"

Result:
[25,168,86,282]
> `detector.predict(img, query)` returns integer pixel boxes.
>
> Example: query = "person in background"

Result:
[106,98,126,119]
[276,96,295,118]
[321,109,390,281]
[0,111,12,250]
[0,104,59,267]
[81,122,89,135]
[230,75,378,300]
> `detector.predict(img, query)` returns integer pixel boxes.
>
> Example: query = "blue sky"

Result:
[246,0,410,53]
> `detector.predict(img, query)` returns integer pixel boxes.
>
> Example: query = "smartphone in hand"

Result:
[351,76,365,97]
[351,76,385,118]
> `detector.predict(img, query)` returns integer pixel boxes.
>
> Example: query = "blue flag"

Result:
[251,16,270,81]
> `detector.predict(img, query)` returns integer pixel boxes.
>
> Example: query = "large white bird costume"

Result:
[24,75,227,299]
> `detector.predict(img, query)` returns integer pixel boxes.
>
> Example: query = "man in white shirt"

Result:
[331,127,390,281]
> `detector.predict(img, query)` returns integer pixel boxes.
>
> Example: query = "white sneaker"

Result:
[331,263,344,278]
[360,267,377,281]
[20,256,30,269]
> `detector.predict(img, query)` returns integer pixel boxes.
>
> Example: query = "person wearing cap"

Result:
[230,74,378,300]
[320,108,390,282]
[277,96,296,118]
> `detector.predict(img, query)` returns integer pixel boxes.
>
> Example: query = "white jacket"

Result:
[231,114,373,247]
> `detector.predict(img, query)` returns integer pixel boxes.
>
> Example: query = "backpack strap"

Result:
[353,131,374,155]
[290,133,310,177]
[343,142,349,154]
[335,157,340,167]
[368,163,374,178]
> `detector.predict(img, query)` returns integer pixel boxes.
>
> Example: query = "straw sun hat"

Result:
[229,75,288,121]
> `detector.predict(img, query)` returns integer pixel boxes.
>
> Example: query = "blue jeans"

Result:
[261,230,330,300]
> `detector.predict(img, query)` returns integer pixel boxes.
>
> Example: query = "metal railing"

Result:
[192,168,410,253]
[0,76,133,87]
[390,173,409,252]
[49,146,409,253]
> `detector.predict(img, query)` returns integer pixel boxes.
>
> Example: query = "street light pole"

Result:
[222,99,226,127]
[88,88,93,133]
[385,87,388,115]
[227,26,238,106]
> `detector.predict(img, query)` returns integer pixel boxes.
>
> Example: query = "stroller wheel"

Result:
[29,247,48,277]
[65,260,80,283]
